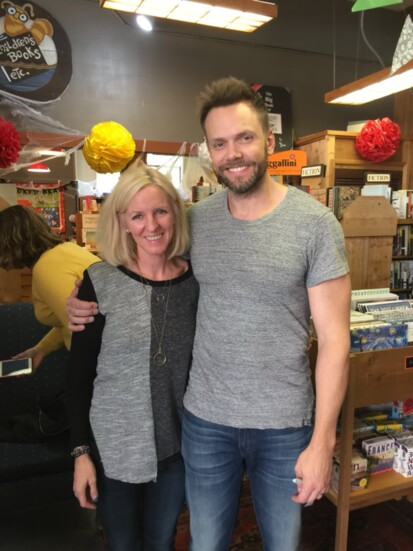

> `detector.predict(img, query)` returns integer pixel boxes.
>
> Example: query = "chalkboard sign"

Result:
[0,1,72,103]
[251,83,292,152]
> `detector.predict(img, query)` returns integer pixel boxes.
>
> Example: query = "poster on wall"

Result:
[16,183,65,232]
[0,1,72,103]
[251,84,292,152]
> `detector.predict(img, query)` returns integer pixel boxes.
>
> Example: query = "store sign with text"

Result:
[268,150,307,176]
[0,1,72,102]
[364,173,391,184]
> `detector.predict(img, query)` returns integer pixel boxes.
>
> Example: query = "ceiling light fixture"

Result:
[99,0,277,32]
[136,14,153,31]
[325,59,413,105]
[27,162,51,173]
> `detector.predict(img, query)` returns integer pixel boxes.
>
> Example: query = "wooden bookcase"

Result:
[295,130,412,190]
[328,346,413,551]
[298,143,413,551]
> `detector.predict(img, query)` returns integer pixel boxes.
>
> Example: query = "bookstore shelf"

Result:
[327,346,413,551]
[298,131,413,550]
[295,130,412,189]
[327,470,413,510]
[391,220,413,294]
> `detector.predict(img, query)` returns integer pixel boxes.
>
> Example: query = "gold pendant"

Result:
[154,349,167,366]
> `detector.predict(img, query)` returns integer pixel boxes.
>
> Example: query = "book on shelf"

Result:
[357,299,411,313]
[350,310,376,324]
[391,190,413,219]
[361,434,395,475]
[350,288,399,311]
[331,447,369,492]
[391,260,413,289]
[350,322,408,352]
[361,184,391,200]
[393,224,413,257]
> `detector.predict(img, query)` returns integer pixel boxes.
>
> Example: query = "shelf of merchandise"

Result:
[328,346,413,551]
[391,219,413,293]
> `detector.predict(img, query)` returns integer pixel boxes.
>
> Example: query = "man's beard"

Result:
[215,155,267,196]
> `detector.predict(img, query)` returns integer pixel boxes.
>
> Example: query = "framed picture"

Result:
[16,183,65,233]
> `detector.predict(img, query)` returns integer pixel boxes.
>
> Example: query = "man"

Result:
[67,77,350,551]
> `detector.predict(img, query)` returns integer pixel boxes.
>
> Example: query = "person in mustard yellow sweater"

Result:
[0,205,100,370]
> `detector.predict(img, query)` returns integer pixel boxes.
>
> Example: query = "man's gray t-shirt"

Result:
[183,186,349,429]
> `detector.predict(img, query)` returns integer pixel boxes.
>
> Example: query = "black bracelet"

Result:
[71,445,91,458]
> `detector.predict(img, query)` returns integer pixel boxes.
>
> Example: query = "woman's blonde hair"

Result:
[98,159,189,266]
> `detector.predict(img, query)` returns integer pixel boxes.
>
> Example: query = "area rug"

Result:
[175,479,413,551]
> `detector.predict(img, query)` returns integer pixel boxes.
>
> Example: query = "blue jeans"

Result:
[95,456,185,551]
[181,409,312,551]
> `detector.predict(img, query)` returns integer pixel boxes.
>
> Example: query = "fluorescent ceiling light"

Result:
[99,0,277,32]
[27,162,51,173]
[325,59,413,105]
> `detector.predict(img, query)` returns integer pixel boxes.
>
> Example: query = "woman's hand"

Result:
[73,454,99,510]
[12,347,45,372]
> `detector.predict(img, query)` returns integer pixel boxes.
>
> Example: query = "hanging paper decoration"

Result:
[355,118,400,163]
[83,121,136,174]
[0,117,21,168]
[391,15,413,74]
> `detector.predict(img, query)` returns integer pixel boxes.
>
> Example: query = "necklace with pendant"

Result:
[142,275,172,366]
[140,274,169,303]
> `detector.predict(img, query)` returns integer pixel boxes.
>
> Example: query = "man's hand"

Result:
[12,347,45,372]
[66,279,98,331]
[291,442,333,506]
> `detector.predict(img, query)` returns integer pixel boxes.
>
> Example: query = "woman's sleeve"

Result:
[36,327,64,356]
[66,270,105,449]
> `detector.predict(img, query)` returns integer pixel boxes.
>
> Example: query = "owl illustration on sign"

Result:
[0,1,58,93]
[1,1,53,44]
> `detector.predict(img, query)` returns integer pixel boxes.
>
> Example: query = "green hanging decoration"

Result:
[352,0,402,11]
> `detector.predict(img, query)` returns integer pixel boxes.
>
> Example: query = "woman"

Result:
[67,160,198,551]
[0,205,100,369]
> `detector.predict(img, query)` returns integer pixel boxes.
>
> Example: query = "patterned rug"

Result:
[175,479,413,551]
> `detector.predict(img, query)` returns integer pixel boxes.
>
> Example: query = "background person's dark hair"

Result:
[197,76,269,134]
[0,205,62,270]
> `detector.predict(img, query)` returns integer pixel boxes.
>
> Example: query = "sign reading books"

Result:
[0,1,72,102]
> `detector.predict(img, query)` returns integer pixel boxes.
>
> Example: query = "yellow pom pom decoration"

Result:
[83,121,136,173]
